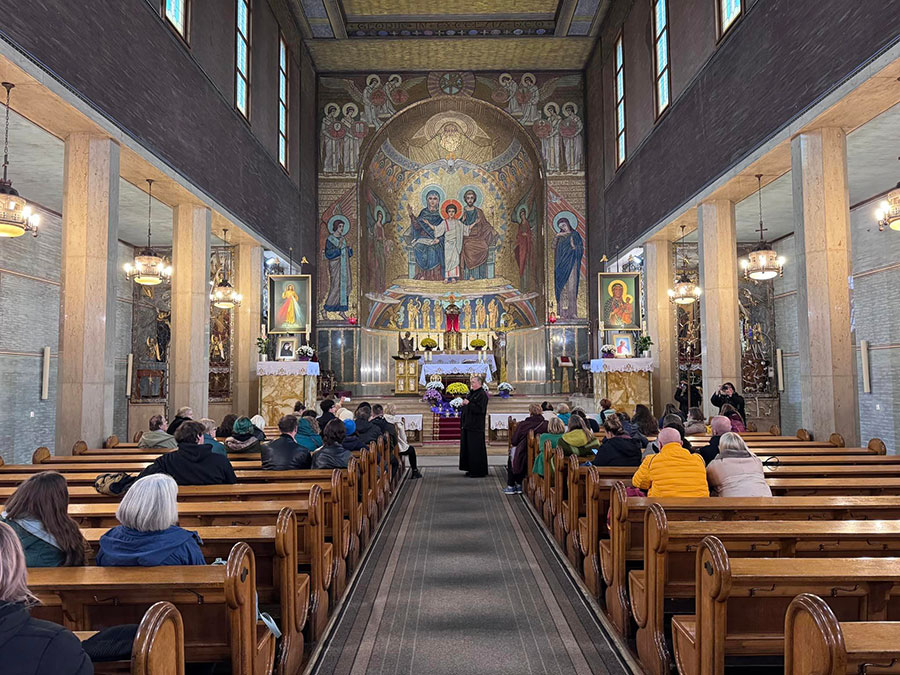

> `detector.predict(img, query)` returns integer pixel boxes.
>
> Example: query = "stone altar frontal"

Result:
[589,358,652,412]
[257,361,320,426]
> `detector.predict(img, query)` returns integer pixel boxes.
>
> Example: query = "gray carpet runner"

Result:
[310,464,632,675]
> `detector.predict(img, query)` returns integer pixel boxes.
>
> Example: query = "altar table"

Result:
[419,363,493,385]
[589,358,652,413]
[257,361,320,426]
[418,352,497,372]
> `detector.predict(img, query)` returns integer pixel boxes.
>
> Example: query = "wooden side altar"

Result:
[257,361,320,425]
[590,357,652,412]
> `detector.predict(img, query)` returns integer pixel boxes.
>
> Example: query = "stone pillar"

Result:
[791,128,858,445]
[643,238,679,416]
[234,242,263,416]
[698,200,742,419]
[56,134,120,454]
[169,204,211,419]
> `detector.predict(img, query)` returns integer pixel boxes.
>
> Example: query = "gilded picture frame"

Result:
[598,272,641,331]
[267,274,312,335]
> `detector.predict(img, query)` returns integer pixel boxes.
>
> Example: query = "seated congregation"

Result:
[0,396,415,674]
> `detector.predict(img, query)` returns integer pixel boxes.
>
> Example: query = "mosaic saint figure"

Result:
[433,299,444,332]
[462,299,473,330]
[499,72,520,116]
[475,298,487,329]
[340,103,361,173]
[406,298,420,330]
[324,218,353,318]
[488,299,500,329]
[554,217,583,319]
[434,202,465,282]
[518,73,541,125]
[460,190,496,281]
[320,103,342,173]
[561,102,584,172]
[406,190,444,281]
[369,206,392,294]
[540,103,562,173]
[361,74,382,128]
[421,298,432,331]
[512,206,532,284]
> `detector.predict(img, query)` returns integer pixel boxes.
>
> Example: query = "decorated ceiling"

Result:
[287,0,610,71]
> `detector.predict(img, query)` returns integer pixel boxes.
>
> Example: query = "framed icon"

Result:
[268,274,312,335]
[612,333,633,357]
[276,336,299,361]
[598,272,641,330]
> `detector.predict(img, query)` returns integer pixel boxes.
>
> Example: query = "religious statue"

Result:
[398,331,415,354]
[444,295,460,332]
[460,189,496,280]
[462,299,473,330]
[475,298,487,330]
[432,299,444,332]
[406,190,444,280]
[421,298,432,330]
[553,215,584,319]
[406,298,419,330]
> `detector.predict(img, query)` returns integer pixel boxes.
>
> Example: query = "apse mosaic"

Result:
[317,70,587,331]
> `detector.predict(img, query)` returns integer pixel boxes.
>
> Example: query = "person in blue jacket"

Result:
[97,474,205,567]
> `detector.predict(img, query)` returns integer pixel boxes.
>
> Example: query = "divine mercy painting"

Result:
[268,274,311,334]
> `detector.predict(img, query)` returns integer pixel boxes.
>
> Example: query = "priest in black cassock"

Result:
[459,375,489,477]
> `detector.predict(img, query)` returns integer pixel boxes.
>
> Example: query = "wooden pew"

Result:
[80,506,315,669]
[632,504,900,675]
[672,539,900,675]
[29,543,277,675]
[77,601,185,675]
[785,593,900,675]
[599,482,900,639]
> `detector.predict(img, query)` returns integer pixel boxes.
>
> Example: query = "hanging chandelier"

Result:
[668,224,701,305]
[875,183,900,231]
[210,228,242,309]
[0,83,39,238]
[124,179,172,286]
[740,174,785,280]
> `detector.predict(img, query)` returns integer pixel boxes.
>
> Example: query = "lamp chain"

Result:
[756,174,765,241]
[146,179,153,250]
[2,83,12,184]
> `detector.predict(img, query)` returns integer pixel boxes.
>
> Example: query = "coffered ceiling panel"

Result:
[341,0,560,18]
[306,36,595,71]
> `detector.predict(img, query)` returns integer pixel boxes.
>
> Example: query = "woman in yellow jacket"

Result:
[632,427,709,497]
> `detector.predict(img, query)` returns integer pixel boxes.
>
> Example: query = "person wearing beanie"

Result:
[225,416,263,454]
[249,414,268,441]
[631,427,708,497]
[340,418,364,453]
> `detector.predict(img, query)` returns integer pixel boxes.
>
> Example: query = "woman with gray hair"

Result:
[0,522,93,673]
[96,474,206,566]
[705,432,772,497]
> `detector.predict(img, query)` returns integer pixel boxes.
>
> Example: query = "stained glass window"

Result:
[653,0,670,115]
[236,0,251,117]
[278,35,289,168]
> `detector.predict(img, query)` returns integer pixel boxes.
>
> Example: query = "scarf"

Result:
[1,511,60,550]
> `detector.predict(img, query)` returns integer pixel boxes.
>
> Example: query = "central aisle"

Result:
[312,463,632,675]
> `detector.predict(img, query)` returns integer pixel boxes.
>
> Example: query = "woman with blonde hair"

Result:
[706,432,771,497]
[0,522,93,673]
[97,474,205,567]
[533,416,565,477]
[1,472,87,567]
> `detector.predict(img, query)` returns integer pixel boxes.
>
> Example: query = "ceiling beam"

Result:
[554,0,578,36]
[283,0,315,40]
[589,0,612,36]
[323,0,348,38]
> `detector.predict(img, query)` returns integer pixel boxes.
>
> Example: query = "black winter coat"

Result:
[317,411,336,430]
[312,444,352,469]
[138,442,237,485]
[591,435,642,467]
[354,419,382,447]
[342,434,364,453]
[674,384,703,416]
[710,391,746,422]
[0,602,93,675]
[461,387,489,431]
[165,415,190,436]
[696,435,721,466]
[372,416,398,447]
[261,434,311,470]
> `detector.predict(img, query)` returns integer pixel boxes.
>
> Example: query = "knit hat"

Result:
[343,419,356,435]
[233,417,253,435]
[250,414,266,431]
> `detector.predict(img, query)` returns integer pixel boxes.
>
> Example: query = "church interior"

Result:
[0,0,899,673]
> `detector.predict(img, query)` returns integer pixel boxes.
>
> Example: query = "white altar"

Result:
[418,352,497,371]
[257,360,320,425]
[418,352,497,385]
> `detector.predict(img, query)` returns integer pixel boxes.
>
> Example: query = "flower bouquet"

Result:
[298,344,315,361]
[425,380,445,391]
[421,337,438,351]
[497,381,513,399]
[423,388,443,407]
[601,344,616,358]
[448,397,465,414]
[469,338,486,350]
[446,382,470,397]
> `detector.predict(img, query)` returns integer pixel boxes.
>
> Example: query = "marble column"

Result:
[643,238,679,416]
[56,134,120,454]
[791,128,858,445]
[698,200,742,419]
[169,204,211,419]
[234,242,263,416]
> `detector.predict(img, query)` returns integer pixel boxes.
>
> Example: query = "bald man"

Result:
[632,426,709,497]
[696,416,732,466]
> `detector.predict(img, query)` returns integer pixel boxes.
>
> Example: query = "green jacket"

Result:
[558,429,600,457]
[532,433,564,477]
[0,516,64,567]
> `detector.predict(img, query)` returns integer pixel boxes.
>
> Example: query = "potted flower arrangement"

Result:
[497,382,513,399]
[446,382,470,397]
[257,336,272,362]
[421,337,438,351]
[448,397,465,415]
[423,387,443,410]
[469,338,486,351]
[298,344,315,361]
[425,380,445,392]
[601,344,616,358]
